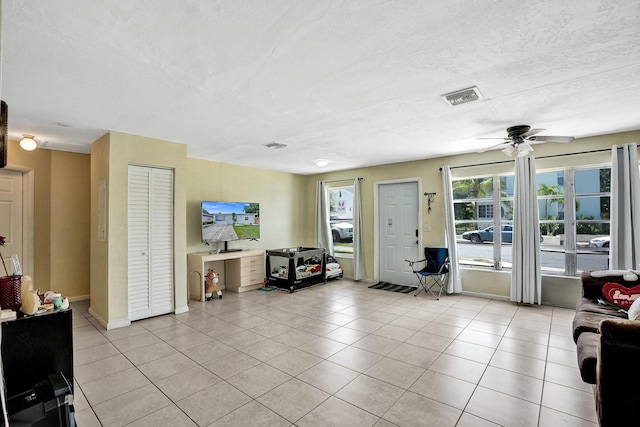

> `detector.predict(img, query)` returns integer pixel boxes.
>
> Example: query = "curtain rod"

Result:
[439,147,625,171]
[323,177,363,184]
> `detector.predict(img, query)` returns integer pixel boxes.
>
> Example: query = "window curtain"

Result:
[352,178,365,280]
[511,156,542,304]
[315,181,333,255]
[442,166,462,293]
[610,143,640,270]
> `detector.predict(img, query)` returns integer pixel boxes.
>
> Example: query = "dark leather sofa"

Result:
[573,270,640,427]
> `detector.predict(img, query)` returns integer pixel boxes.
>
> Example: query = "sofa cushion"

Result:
[602,282,640,310]
[581,271,640,301]
[596,318,640,426]
[576,297,627,317]
[576,331,599,384]
[572,310,622,342]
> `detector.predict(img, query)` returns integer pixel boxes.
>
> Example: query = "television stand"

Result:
[221,241,243,253]
[187,250,265,300]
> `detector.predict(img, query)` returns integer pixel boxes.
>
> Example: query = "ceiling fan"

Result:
[478,125,575,157]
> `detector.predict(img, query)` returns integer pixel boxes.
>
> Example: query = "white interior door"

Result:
[0,169,23,276]
[128,165,174,321]
[378,181,420,285]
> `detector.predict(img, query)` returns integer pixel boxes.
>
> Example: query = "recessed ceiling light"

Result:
[315,159,329,167]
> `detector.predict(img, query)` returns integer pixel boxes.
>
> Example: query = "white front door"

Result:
[0,169,23,276]
[378,181,420,285]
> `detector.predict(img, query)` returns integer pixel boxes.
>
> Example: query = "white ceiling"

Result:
[2,0,640,174]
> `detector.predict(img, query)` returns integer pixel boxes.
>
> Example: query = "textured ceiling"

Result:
[2,0,640,174]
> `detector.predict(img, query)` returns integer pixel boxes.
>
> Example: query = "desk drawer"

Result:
[240,263,263,279]
[239,255,263,268]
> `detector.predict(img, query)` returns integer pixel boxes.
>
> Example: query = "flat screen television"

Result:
[201,201,260,252]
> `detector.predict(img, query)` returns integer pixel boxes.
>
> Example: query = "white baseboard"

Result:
[88,307,131,330]
[68,294,90,302]
[174,305,189,314]
[106,318,132,330]
[460,290,511,301]
[88,307,107,329]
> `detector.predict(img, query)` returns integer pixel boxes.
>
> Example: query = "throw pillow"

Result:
[602,282,640,310]
[629,298,640,321]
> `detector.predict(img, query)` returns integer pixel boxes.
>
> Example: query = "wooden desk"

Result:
[187,250,265,300]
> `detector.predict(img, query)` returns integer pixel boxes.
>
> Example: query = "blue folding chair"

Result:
[405,247,449,299]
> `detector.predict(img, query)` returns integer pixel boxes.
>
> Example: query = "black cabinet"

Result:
[1,309,74,425]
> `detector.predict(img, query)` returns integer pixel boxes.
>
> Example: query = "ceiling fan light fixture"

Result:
[20,134,38,151]
[502,145,515,156]
[517,142,534,157]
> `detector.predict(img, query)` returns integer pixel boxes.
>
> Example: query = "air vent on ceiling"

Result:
[441,86,483,106]
[264,142,287,149]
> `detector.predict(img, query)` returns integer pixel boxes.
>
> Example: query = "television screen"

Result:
[201,201,260,243]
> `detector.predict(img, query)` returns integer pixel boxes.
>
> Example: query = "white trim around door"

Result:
[374,178,422,285]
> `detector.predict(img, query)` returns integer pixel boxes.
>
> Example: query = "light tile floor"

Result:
[70,280,598,426]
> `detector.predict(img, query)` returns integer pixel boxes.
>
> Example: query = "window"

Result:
[450,166,611,276]
[537,167,610,275]
[328,185,354,254]
[453,176,512,268]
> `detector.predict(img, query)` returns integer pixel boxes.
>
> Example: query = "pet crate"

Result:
[266,247,326,292]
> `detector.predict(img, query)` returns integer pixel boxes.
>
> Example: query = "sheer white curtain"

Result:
[511,156,542,304]
[352,178,365,280]
[315,181,333,254]
[610,143,640,270]
[442,166,462,293]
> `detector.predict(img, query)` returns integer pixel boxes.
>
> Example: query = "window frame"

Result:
[327,184,355,255]
[451,164,613,277]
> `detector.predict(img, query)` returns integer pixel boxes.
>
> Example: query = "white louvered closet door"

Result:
[128,165,174,321]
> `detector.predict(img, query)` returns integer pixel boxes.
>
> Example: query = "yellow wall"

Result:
[302,130,640,306]
[90,132,188,329]
[185,158,306,253]
[50,150,91,298]
[7,139,90,299]
[90,133,110,324]
[6,127,639,323]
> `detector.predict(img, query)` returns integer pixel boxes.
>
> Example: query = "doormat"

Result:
[368,282,416,294]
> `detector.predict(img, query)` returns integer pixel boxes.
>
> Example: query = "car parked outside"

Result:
[461,225,544,243]
[589,235,610,248]
[462,225,513,243]
[331,221,353,242]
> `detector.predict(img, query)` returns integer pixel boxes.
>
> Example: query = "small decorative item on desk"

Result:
[21,289,41,315]
[0,234,22,311]
[44,291,64,309]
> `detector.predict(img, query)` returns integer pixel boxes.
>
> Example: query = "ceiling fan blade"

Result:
[529,135,575,143]
[521,128,545,138]
[476,137,509,140]
[477,141,508,153]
